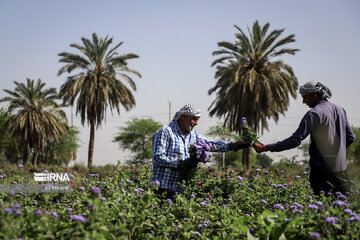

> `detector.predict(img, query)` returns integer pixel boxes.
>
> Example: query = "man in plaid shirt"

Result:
[152,104,248,200]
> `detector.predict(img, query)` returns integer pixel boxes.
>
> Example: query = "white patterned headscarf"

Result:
[299,81,332,99]
[171,104,201,123]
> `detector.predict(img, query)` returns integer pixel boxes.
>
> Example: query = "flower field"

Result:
[0,164,359,239]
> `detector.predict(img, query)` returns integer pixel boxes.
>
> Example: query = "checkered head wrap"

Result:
[299,81,332,99]
[171,104,201,123]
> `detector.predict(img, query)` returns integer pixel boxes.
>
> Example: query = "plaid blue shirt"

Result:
[152,120,230,193]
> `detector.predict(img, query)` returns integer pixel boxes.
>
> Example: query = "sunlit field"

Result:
[0,162,359,240]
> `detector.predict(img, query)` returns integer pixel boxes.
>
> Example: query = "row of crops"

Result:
[0,163,359,239]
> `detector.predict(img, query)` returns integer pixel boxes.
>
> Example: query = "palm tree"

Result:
[208,20,299,170]
[0,78,67,166]
[57,33,141,168]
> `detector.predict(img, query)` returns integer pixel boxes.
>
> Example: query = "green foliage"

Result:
[208,20,299,134]
[0,79,67,166]
[37,126,80,166]
[256,153,273,168]
[58,33,141,168]
[0,109,21,162]
[113,118,162,164]
[0,165,359,239]
[208,21,299,170]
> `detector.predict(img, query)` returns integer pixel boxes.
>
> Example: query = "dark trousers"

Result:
[309,168,351,195]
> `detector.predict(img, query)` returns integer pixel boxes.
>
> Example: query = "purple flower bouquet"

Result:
[179,139,215,183]
[189,139,215,163]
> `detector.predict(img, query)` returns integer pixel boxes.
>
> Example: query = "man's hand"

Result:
[178,157,199,170]
[253,143,269,153]
[229,140,250,151]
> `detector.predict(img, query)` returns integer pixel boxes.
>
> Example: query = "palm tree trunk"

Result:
[88,118,96,168]
[32,151,38,167]
[23,144,30,165]
[242,147,251,171]
[222,152,226,170]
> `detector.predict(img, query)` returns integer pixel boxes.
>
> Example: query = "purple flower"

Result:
[71,214,86,222]
[292,209,303,215]
[154,180,160,188]
[310,232,321,239]
[332,200,347,207]
[273,204,285,210]
[78,186,85,191]
[203,221,211,226]
[89,173,99,177]
[347,213,360,223]
[33,201,38,206]
[43,170,48,173]
[51,211,58,218]
[261,199,268,205]
[4,208,14,214]
[337,194,347,200]
[200,201,208,207]
[241,117,247,125]
[193,231,201,236]
[284,218,291,223]
[66,208,73,212]
[344,209,352,215]
[17,164,24,168]
[166,199,173,204]
[90,187,101,195]
[134,188,144,193]
[325,217,338,224]
[308,204,319,210]
[256,168,261,171]
[35,210,42,216]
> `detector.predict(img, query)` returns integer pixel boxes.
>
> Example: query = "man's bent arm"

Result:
[152,128,180,168]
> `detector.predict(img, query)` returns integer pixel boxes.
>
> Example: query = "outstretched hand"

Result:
[252,143,269,153]
[229,140,251,151]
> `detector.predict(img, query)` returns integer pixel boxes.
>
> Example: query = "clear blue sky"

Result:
[1,0,359,165]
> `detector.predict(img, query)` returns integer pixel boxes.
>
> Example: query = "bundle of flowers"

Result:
[240,117,258,145]
[179,139,216,183]
[189,139,215,163]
